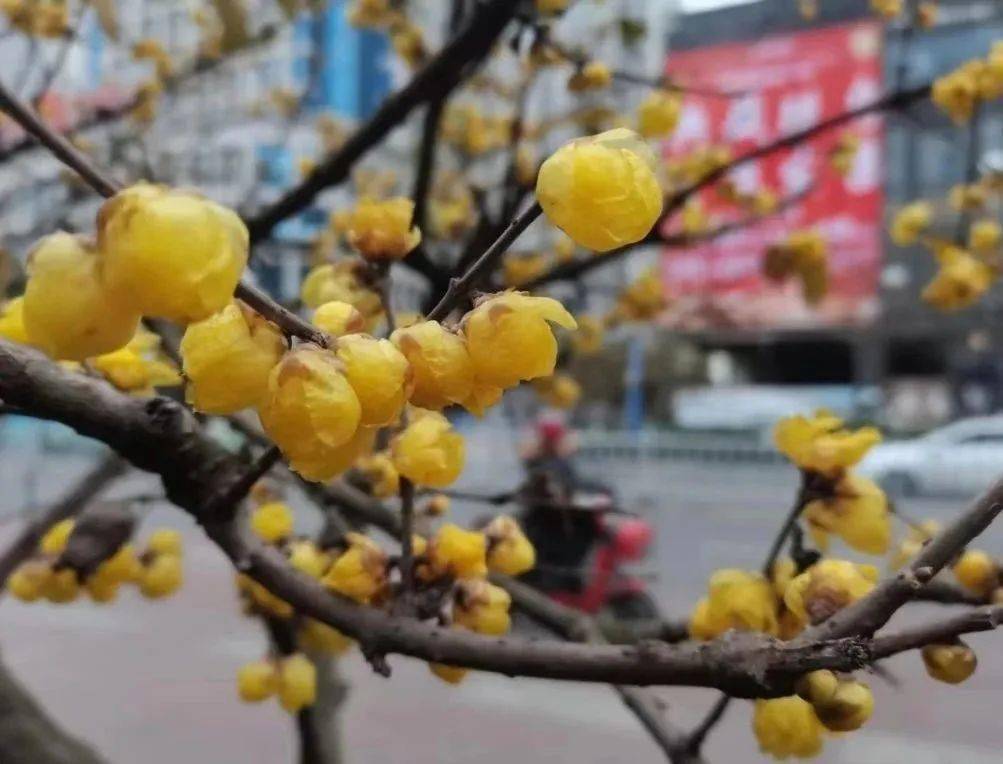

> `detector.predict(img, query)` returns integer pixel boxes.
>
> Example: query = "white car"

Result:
[858,415,1003,498]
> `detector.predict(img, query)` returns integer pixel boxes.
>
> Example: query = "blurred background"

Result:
[2,0,1003,762]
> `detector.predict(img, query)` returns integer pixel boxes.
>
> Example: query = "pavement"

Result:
[1,418,1002,763]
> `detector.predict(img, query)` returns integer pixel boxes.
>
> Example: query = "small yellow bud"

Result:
[300,263,382,326]
[453,580,512,636]
[637,90,682,138]
[921,643,977,684]
[313,300,366,337]
[537,129,663,252]
[890,201,933,246]
[485,515,536,576]
[429,524,487,579]
[533,373,582,409]
[811,680,873,732]
[85,575,121,603]
[39,519,74,556]
[344,197,422,261]
[139,553,183,599]
[752,696,824,759]
[568,61,612,91]
[237,574,294,618]
[969,219,1002,255]
[429,663,468,684]
[784,559,877,625]
[42,568,80,603]
[463,292,576,389]
[922,245,995,312]
[250,502,294,544]
[391,411,465,487]
[337,334,412,426]
[181,302,285,414]
[288,540,330,579]
[146,529,183,558]
[6,561,52,602]
[953,549,998,595]
[795,669,840,707]
[22,232,139,361]
[98,183,248,323]
[356,452,400,499]
[237,660,278,702]
[688,569,779,640]
[278,653,317,713]
[322,533,388,604]
[298,619,353,655]
[390,321,474,410]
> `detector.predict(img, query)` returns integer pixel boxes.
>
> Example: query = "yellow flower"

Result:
[356,452,400,498]
[871,0,902,19]
[637,90,682,138]
[298,619,352,655]
[391,20,425,67]
[322,533,387,604]
[784,559,878,625]
[96,544,144,585]
[953,549,997,595]
[460,378,504,418]
[453,579,512,636]
[21,232,139,361]
[313,301,366,337]
[890,201,933,246]
[615,267,667,321]
[430,523,487,579]
[533,373,582,409]
[763,230,828,305]
[537,128,663,252]
[889,519,940,570]
[344,197,421,261]
[0,297,31,345]
[969,219,1002,254]
[41,568,79,603]
[932,63,980,124]
[139,553,183,598]
[337,334,412,426]
[237,574,293,618]
[917,0,938,27]
[429,183,476,240]
[773,411,880,477]
[503,253,549,287]
[85,574,120,603]
[391,411,465,487]
[258,346,363,480]
[391,321,474,410]
[921,643,977,684]
[688,569,779,640]
[804,473,891,555]
[922,245,995,312]
[797,671,874,732]
[250,501,294,543]
[6,560,52,602]
[91,328,181,394]
[568,61,612,91]
[429,663,468,685]
[829,133,860,177]
[463,292,576,389]
[181,302,285,414]
[752,696,824,759]
[237,660,278,702]
[278,653,317,713]
[949,182,987,212]
[485,515,536,576]
[288,541,330,579]
[300,263,382,326]
[98,183,248,323]
[572,315,604,355]
[40,519,74,555]
[146,529,182,558]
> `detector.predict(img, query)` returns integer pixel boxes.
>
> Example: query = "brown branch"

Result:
[0,453,127,589]
[245,0,521,243]
[871,606,1003,659]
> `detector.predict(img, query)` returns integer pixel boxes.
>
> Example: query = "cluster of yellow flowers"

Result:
[608,267,668,325]
[763,230,829,305]
[7,523,183,604]
[0,0,67,38]
[238,653,317,712]
[441,103,512,156]
[932,42,1003,124]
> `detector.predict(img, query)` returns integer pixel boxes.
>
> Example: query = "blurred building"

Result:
[661,0,1003,428]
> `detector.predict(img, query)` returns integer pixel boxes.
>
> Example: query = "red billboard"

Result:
[662,21,884,329]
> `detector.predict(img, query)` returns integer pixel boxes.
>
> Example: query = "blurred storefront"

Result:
[661,0,1003,429]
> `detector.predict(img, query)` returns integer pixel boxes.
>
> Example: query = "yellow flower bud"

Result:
[322,533,388,604]
[237,659,278,702]
[22,232,139,361]
[0,297,31,345]
[572,315,604,355]
[181,302,285,414]
[454,580,512,636]
[953,549,997,594]
[42,568,80,603]
[300,264,382,327]
[568,61,612,91]
[637,90,682,138]
[460,378,504,417]
[932,65,980,124]
[6,561,52,602]
[795,669,840,707]
[288,540,330,579]
[804,473,891,555]
[278,653,316,713]
[890,201,933,246]
[390,321,474,410]
[429,663,468,685]
[485,515,536,576]
[949,182,987,212]
[391,411,465,487]
[40,519,74,555]
[258,347,363,480]
[98,183,248,323]
[250,502,294,543]
[356,452,400,498]
[969,219,1002,255]
[784,559,877,625]
[337,334,412,426]
[923,244,995,312]
[85,571,121,603]
[96,544,143,584]
[773,411,880,477]
[533,373,582,409]
[298,619,353,655]
[463,292,576,389]
[537,128,663,252]
[237,574,294,618]
[752,696,824,759]
[688,569,779,640]
[871,0,902,19]
[146,529,183,558]
[344,197,422,261]
[313,300,366,337]
[811,679,873,732]
[921,643,977,684]
[430,523,487,579]
[139,553,183,599]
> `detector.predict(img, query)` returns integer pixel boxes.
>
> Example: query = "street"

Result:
[1,420,1002,763]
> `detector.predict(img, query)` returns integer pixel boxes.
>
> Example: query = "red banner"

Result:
[662,21,884,329]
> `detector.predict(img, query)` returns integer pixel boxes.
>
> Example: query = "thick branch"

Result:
[871,606,1003,659]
